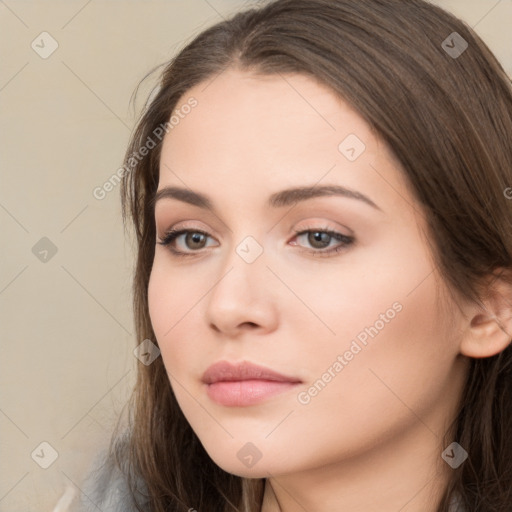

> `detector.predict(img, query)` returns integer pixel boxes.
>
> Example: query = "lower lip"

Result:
[205,380,300,406]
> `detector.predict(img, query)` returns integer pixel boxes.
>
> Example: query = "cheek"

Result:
[273,234,434,353]
[147,265,172,341]
[302,273,455,430]
[147,261,184,360]
[291,235,456,424]
[147,255,200,333]
[276,283,455,472]
[147,258,210,374]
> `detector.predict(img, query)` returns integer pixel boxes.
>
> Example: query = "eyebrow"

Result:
[151,184,382,212]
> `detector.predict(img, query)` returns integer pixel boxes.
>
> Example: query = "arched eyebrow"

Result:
[151,184,383,212]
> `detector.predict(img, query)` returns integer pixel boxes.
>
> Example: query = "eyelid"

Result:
[157,219,215,238]
[157,220,355,258]
[293,219,353,237]
[157,218,351,239]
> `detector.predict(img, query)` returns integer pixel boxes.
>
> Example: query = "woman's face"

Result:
[148,68,469,478]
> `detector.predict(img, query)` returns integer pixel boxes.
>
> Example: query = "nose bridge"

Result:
[216,211,269,274]
[213,231,268,299]
[204,229,276,332]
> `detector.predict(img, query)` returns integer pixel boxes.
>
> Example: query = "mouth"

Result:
[202,360,302,407]
[204,380,301,407]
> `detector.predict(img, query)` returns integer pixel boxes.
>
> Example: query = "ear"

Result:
[459,268,512,358]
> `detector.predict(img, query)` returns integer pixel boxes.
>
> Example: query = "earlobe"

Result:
[459,268,512,359]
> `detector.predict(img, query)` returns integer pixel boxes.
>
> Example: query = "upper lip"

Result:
[202,360,302,384]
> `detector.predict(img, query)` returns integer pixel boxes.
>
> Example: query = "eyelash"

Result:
[157,226,354,258]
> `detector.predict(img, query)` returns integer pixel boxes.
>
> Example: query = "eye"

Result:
[291,227,354,256]
[157,226,354,258]
[157,228,217,257]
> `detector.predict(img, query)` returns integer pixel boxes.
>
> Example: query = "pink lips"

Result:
[202,360,302,407]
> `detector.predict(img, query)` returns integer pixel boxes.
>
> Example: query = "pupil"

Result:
[310,231,329,248]
[189,233,204,248]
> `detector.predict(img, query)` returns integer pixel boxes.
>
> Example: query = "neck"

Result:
[260,419,455,512]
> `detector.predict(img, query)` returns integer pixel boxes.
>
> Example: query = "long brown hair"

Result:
[115,0,512,510]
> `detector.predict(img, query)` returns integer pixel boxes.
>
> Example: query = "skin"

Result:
[147,68,510,511]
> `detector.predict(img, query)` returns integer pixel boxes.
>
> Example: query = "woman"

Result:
[78,0,512,510]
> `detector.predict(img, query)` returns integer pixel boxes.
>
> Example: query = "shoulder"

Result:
[76,445,150,512]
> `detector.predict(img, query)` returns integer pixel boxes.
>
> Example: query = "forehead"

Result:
[162,68,375,162]
[157,68,411,219]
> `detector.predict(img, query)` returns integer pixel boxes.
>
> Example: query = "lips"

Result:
[202,360,302,407]
[201,360,302,385]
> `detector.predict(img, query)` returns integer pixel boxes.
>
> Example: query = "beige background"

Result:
[0,1,511,510]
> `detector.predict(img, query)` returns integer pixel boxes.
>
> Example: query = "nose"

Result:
[205,241,279,338]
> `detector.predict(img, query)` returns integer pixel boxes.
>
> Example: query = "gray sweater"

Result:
[77,449,148,512]
[77,450,468,512]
